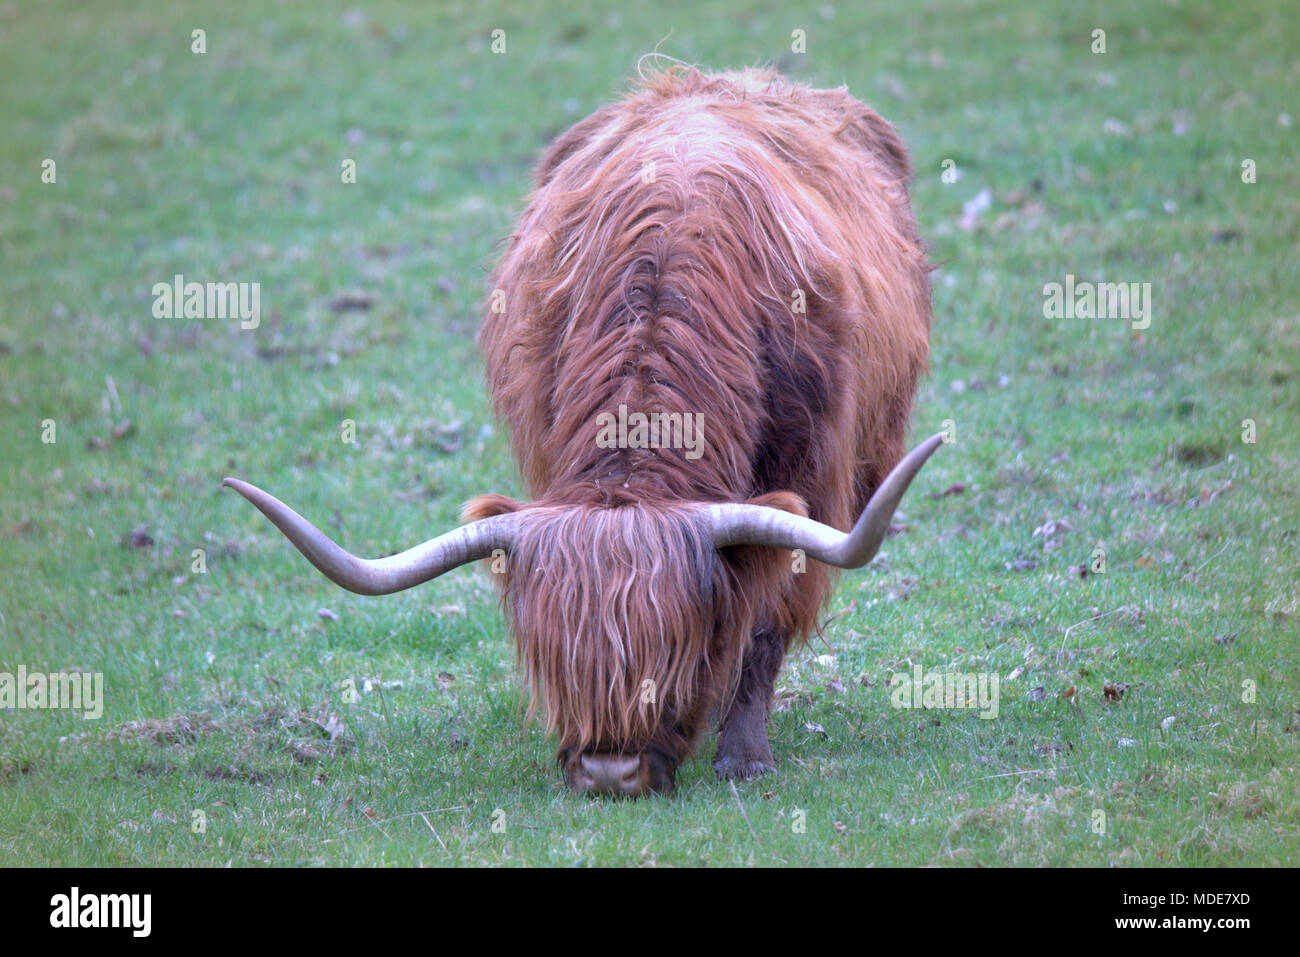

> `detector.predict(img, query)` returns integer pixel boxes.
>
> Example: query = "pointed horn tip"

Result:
[222,478,263,503]
[905,432,947,471]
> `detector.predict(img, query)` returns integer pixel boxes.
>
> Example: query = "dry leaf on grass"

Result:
[328,291,376,311]
[120,525,154,549]
[929,482,967,499]
[1103,682,1129,702]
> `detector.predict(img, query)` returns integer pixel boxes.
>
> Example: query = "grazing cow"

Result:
[225,66,940,796]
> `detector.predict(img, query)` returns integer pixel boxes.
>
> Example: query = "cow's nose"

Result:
[576,753,642,796]
[564,751,675,797]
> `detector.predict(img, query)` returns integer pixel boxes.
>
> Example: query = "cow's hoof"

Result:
[713,753,775,781]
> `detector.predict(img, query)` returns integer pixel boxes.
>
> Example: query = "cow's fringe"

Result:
[492,503,730,752]
[465,495,805,754]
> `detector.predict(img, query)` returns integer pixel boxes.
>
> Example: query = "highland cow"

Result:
[225,66,942,797]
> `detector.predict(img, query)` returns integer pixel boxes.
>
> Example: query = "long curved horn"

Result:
[222,478,518,595]
[701,433,945,568]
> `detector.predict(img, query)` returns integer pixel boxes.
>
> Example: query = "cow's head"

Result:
[224,434,943,797]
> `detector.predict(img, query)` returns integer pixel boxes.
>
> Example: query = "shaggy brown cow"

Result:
[225,66,941,797]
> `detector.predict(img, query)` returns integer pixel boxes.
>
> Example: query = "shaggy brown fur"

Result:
[470,66,930,768]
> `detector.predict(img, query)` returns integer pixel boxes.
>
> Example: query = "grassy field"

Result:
[1,0,1297,866]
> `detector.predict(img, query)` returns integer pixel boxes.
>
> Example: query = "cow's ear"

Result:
[461,493,527,523]
[745,490,809,518]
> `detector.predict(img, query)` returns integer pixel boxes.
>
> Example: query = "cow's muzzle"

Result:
[563,750,676,797]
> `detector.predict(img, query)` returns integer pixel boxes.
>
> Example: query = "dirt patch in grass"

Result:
[62,705,356,766]
[1210,782,1274,819]
[0,756,37,783]
[201,763,271,785]
[111,714,221,744]
[1172,440,1227,467]
[945,787,1063,839]
[134,761,179,776]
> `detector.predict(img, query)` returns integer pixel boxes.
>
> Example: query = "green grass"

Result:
[1,0,1297,866]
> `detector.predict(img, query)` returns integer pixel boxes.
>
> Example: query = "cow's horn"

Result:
[701,433,945,568]
[222,478,517,595]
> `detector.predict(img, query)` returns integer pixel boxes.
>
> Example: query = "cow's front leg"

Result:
[714,629,786,780]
